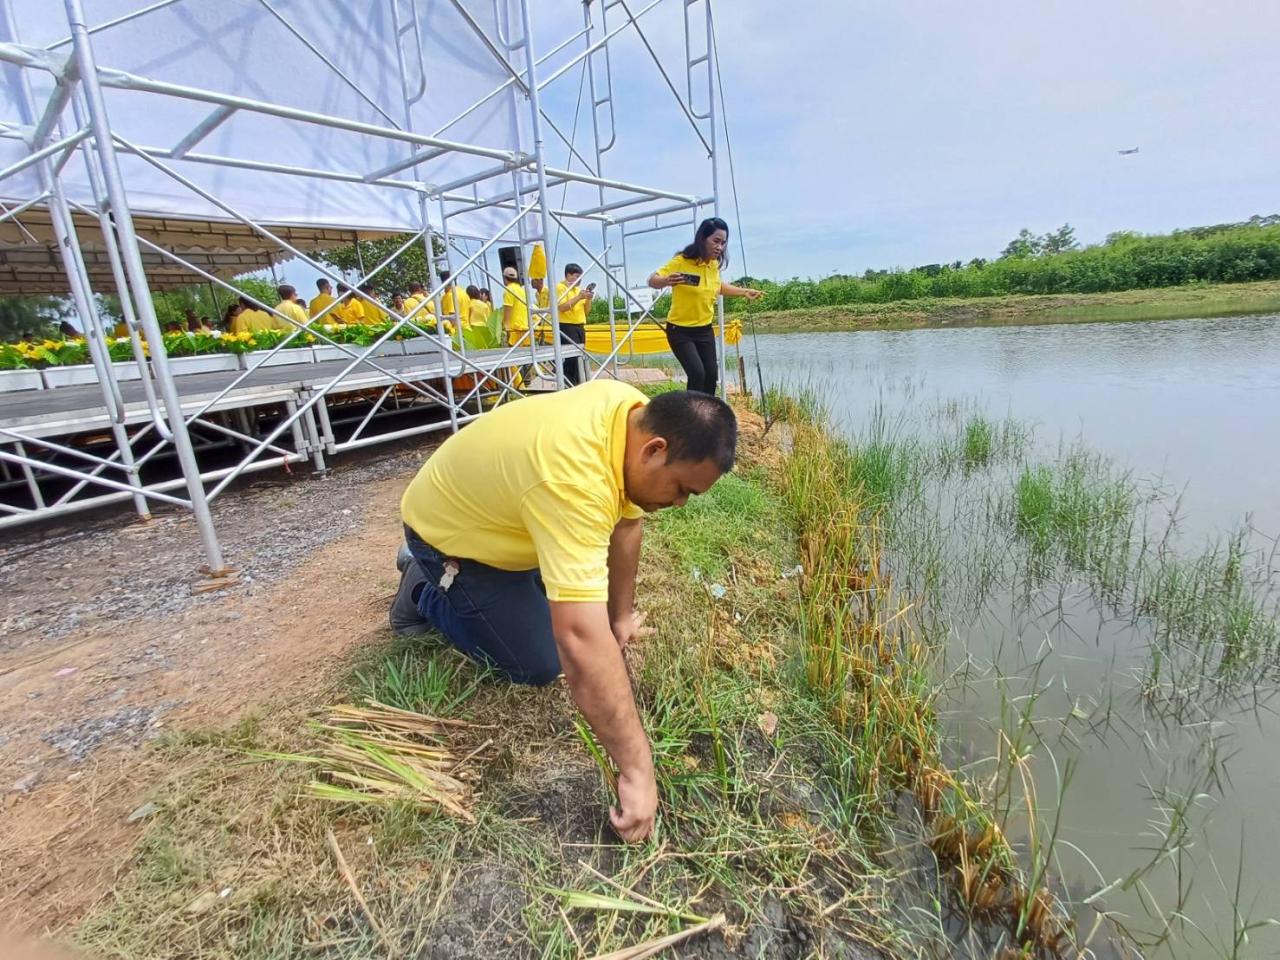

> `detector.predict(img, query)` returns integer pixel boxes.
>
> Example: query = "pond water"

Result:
[753,315,1280,958]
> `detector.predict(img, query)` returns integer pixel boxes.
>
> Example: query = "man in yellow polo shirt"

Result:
[392,382,737,843]
[309,278,335,320]
[274,284,309,330]
[555,263,594,385]
[501,265,529,345]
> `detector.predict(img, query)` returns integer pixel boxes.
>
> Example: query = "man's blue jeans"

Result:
[404,526,561,686]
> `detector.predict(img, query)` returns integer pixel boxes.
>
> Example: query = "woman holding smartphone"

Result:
[648,216,762,394]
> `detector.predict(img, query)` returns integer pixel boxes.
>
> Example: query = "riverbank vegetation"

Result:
[791,385,1280,957]
[740,278,1280,333]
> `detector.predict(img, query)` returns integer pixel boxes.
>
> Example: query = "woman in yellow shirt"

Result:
[648,216,761,395]
[465,284,491,330]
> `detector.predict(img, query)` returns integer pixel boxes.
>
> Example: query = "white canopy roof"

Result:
[0,0,532,240]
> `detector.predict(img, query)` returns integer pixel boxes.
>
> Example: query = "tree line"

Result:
[714,214,1280,315]
[584,214,1280,321]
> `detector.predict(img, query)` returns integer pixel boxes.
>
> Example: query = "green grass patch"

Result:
[352,647,482,716]
[645,467,772,580]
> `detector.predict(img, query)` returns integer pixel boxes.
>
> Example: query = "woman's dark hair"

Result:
[223,302,242,323]
[679,217,730,266]
[465,284,481,299]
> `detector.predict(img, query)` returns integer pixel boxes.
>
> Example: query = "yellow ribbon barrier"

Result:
[579,318,742,355]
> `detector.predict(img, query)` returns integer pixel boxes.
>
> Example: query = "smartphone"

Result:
[586,282,597,292]
[678,272,701,286]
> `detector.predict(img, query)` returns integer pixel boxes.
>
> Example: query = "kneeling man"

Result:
[392,381,737,842]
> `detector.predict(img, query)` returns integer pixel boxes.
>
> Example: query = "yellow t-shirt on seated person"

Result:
[654,253,721,328]
[468,299,490,330]
[363,300,388,326]
[233,308,276,333]
[334,298,365,325]
[400,379,648,603]
[308,292,335,318]
[275,300,309,330]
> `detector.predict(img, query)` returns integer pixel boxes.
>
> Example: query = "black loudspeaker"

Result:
[498,245,523,277]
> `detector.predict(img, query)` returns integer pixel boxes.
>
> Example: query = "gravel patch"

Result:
[41,701,179,762]
[0,438,434,649]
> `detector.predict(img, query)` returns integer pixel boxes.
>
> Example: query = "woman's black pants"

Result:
[664,323,718,394]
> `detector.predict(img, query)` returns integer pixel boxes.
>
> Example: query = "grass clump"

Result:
[962,415,995,467]
[1012,449,1136,586]
[353,647,481,716]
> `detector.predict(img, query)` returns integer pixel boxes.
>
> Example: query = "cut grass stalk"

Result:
[539,887,710,925]
[584,913,726,960]
[574,715,619,800]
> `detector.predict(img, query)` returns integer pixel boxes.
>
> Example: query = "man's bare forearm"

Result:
[607,518,642,625]
[551,601,652,776]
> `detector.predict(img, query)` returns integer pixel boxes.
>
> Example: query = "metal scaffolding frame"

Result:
[0,0,728,572]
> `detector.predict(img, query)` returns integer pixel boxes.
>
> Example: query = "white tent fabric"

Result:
[0,0,534,240]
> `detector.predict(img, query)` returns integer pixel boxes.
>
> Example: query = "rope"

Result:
[708,6,770,417]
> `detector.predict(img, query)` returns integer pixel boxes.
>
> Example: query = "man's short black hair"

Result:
[565,263,583,277]
[316,278,331,291]
[639,390,737,473]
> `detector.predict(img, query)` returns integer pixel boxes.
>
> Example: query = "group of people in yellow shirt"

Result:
[217,277,496,338]
[502,262,595,384]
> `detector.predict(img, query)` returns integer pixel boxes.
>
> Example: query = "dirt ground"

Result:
[0,437,436,934]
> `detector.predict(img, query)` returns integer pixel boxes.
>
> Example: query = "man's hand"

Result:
[610,765,658,843]
[611,609,655,649]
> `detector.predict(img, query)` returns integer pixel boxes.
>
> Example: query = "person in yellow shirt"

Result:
[274,284,309,331]
[333,283,365,325]
[501,265,530,346]
[233,296,276,333]
[392,383,738,844]
[439,270,470,326]
[402,282,423,317]
[309,278,335,320]
[648,216,762,395]
[554,263,595,385]
[359,283,387,326]
[465,284,490,330]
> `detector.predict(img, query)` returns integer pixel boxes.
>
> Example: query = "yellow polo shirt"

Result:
[275,300,309,329]
[337,298,367,325]
[468,299,490,329]
[441,286,470,320]
[402,294,433,318]
[401,379,648,602]
[655,253,721,328]
[363,300,388,326]
[555,281,588,326]
[308,292,335,318]
[236,308,276,332]
[503,281,529,331]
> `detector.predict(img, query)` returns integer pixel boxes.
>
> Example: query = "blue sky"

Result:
[674,0,1280,279]
[283,0,1280,292]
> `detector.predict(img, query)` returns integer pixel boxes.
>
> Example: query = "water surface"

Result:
[754,314,1280,958]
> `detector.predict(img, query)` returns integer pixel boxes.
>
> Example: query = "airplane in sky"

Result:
[1117,147,1140,155]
